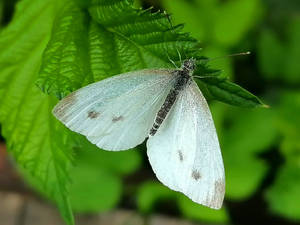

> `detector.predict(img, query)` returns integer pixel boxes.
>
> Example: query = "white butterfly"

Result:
[53,59,225,209]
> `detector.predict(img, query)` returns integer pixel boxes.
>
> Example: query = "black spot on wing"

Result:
[88,111,100,119]
[178,150,183,161]
[112,116,123,122]
[191,170,201,181]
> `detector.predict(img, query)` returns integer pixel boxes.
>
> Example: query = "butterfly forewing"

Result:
[147,81,225,209]
[53,69,176,150]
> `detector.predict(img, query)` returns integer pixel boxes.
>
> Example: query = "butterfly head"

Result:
[182,58,196,75]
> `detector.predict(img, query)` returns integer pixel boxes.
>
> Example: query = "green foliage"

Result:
[162,0,300,222]
[256,11,300,219]
[212,0,263,46]
[70,163,121,213]
[137,181,228,223]
[0,0,272,224]
[266,165,300,221]
[37,1,91,99]
[265,91,300,220]
[220,108,278,199]
[37,0,264,107]
[0,1,3,27]
[137,181,177,213]
[258,17,300,83]
[69,137,141,213]
[162,0,265,108]
[162,0,263,47]
[38,0,199,98]
[0,0,75,224]
[198,77,266,108]
[178,195,228,223]
[257,29,285,79]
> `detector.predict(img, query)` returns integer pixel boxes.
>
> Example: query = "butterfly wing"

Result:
[53,69,176,151]
[147,81,225,209]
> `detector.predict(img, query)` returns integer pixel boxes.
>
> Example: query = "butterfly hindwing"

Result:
[53,69,175,151]
[147,81,225,209]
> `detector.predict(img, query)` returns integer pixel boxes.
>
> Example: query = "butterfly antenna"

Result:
[193,52,250,79]
[163,11,180,68]
[176,48,182,65]
[193,75,218,79]
[205,51,251,62]
[166,51,179,68]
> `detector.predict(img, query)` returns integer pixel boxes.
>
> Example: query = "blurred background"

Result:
[0,0,300,224]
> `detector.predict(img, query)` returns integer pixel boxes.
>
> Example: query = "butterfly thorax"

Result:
[149,59,196,136]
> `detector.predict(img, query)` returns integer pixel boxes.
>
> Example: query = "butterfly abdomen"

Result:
[149,70,191,136]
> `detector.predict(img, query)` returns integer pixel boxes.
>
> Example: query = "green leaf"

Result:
[162,0,263,47]
[38,0,199,97]
[213,0,263,46]
[277,91,300,164]
[221,108,278,199]
[178,195,228,223]
[70,168,121,213]
[137,181,229,223]
[198,76,266,108]
[69,147,122,213]
[162,0,218,42]
[137,181,177,213]
[258,18,300,83]
[264,91,300,221]
[0,1,3,27]
[37,0,263,108]
[69,136,141,213]
[257,29,285,79]
[37,1,92,99]
[77,137,142,175]
[266,165,300,221]
[0,0,75,224]
[285,18,300,83]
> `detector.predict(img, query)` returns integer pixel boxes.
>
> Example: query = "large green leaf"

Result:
[37,0,264,108]
[37,1,92,99]
[0,0,75,224]
[37,0,199,98]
